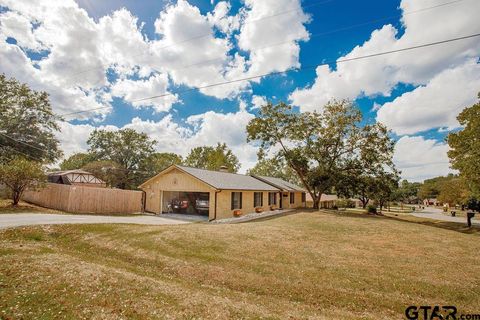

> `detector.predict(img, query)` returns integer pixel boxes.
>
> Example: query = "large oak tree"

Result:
[87,128,156,189]
[247,100,397,209]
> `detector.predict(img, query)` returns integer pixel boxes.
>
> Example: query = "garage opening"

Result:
[162,191,209,216]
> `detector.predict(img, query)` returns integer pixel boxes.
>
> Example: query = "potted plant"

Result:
[255,207,263,213]
[233,210,242,217]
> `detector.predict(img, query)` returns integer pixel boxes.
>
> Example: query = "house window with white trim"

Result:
[254,192,263,207]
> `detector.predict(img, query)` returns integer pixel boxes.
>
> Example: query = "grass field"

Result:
[1,210,479,319]
[0,199,63,214]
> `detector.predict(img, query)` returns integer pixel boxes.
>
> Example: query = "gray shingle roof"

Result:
[177,166,279,191]
[252,175,306,192]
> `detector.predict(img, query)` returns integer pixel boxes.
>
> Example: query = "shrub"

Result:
[332,205,338,210]
[336,199,356,208]
[367,205,377,214]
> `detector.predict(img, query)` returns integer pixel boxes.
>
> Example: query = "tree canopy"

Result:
[86,128,156,189]
[138,152,183,181]
[448,92,480,196]
[60,153,96,171]
[0,74,62,164]
[247,100,397,209]
[184,143,240,173]
[247,155,300,185]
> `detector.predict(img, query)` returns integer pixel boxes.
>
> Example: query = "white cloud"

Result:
[150,0,248,99]
[393,136,453,182]
[58,105,259,173]
[290,0,480,112]
[110,74,179,112]
[237,0,310,77]
[251,95,267,109]
[377,60,480,135]
[0,10,43,50]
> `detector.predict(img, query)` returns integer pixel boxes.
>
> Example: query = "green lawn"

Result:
[0,210,479,319]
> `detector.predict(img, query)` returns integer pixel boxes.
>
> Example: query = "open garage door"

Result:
[162,191,209,216]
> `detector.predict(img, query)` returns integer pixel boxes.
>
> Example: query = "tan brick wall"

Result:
[215,190,275,220]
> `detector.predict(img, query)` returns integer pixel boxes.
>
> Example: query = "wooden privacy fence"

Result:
[23,183,144,214]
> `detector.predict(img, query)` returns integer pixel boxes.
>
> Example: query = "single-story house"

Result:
[251,175,307,209]
[305,193,338,208]
[139,165,307,221]
[47,170,107,188]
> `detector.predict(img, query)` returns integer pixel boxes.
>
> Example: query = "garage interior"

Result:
[162,191,210,215]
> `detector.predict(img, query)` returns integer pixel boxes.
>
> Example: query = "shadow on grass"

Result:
[314,209,480,235]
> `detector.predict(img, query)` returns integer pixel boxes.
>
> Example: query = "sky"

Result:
[0,0,479,182]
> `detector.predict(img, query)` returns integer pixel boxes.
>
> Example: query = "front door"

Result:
[279,192,283,209]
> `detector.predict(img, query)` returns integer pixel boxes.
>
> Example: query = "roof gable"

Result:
[140,165,280,191]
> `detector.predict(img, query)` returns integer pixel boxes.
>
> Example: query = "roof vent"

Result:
[219,165,229,172]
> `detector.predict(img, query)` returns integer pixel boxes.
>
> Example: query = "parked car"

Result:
[195,198,209,214]
[171,199,188,213]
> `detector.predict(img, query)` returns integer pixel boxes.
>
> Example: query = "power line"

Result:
[60,32,480,117]
[0,132,48,153]
[56,0,336,83]
[148,0,469,81]
[0,141,41,161]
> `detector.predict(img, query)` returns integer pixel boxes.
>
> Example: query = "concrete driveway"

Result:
[0,213,191,229]
[411,207,479,225]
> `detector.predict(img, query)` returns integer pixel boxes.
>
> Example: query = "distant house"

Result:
[305,193,338,208]
[423,198,440,206]
[47,170,107,188]
[139,165,307,221]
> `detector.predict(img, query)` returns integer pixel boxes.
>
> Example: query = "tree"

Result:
[82,160,124,188]
[246,100,397,209]
[138,152,183,182]
[247,154,300,185]
[371,172,399,211]
[437,177,470,206]
[60,153,97,170]
[0,157,46,205]
[448,93,480,196]
[0,74,62,163]
[395,180,422,204]
[184,143,240,173]
[87,129,156,189]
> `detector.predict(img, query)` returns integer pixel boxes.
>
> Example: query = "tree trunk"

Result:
[12,191,20,206]
[360,197,369,209]
[313,197,321,209]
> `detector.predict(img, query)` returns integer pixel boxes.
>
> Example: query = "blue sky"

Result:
[0,0,479,180]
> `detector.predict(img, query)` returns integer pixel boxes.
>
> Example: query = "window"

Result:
[231,192,242,210]
[301,192,306,202]
[254,192,263,207]
[268,192,276,205]
[290,192,295,204]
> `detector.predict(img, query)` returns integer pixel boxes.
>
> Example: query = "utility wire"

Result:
[0,141,41,161]
[148,0,469,80]
[0,132,48,153]
[60,32,480,117]
[58,0,335,83]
